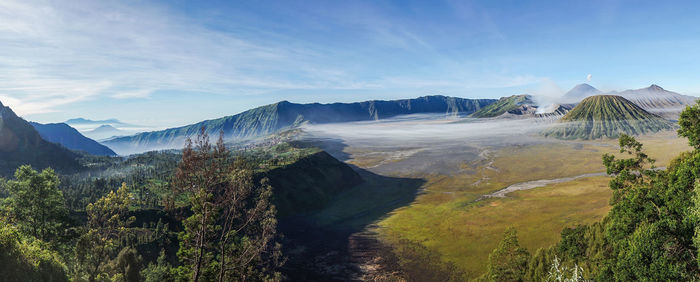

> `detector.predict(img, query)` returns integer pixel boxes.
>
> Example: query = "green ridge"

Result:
[470,95,534,118]
[543,95,674,140]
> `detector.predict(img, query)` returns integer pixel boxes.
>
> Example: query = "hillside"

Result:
[470,95,537,118]
[0,101,82,175]
[617,84,698,119]
[543,95,674,139]
[30,122,116,156]
[561,83,602,103]
[103,95,496,155]
[262,150,363,217]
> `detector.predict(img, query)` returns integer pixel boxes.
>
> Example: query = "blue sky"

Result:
[2,0,700,128]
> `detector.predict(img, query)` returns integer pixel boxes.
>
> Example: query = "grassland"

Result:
[368,131,691,280]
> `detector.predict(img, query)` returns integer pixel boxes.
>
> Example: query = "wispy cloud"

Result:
[0,0,543,118]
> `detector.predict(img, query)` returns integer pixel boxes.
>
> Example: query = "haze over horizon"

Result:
[3,0,700,128]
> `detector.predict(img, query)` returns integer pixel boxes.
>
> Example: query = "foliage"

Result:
[484,227,530,281]
[111,247,143,282]
[547,256,588,282]
[141,250,176,282]
[678,100,700,149]
[173,128,282,282]
[0,224,69,282]
[75,183,136,282]
[2,165,68,242]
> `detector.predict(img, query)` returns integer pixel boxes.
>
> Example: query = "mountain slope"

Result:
[561,83,602,103]
[617,84,698,119]
[0,101,81,175]
[30,122,116,156]
[543,95,674,139]
[104,95,496,155]
[470,95,536,118]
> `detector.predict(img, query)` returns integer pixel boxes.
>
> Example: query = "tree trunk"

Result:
[193,206,208,282]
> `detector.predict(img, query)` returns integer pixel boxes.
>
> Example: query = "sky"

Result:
[2,0,700,128]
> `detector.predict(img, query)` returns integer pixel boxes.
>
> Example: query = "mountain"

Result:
[469,94,567,118]
[29,122,116,156]
[561,83,602,103]
[83,124,126,141]
[0,101,81,175]
[543,95,674,140]
[103,95,497,155]
[470,95,534,118]
[65,118,124,125]
[617,84,698,119]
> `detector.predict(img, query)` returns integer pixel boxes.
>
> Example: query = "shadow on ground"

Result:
[278,163,425,281]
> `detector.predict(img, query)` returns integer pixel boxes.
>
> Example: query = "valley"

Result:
[1,84,698,280]
[300,115,691,279]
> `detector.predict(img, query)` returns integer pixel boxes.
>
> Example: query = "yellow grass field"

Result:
[374,131,692,279]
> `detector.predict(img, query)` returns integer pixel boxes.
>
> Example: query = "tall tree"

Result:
[216,169,281,281]
[484,228,530,281]
[76,183,135,282]
[173,128,231,282]
[3,165,67,242]
[173,128,282,281]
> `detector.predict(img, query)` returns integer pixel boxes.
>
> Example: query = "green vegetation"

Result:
[544,95,674,139]
[376,130,690,279]
[173,130,281,281]
[470,94,534,118]
[481,228,530,281]
[0,225,68,282]
[1,127,365,281]
[479,101,700,280]
[3,166,68,242]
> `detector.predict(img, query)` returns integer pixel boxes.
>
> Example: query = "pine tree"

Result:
[485,227,530,281]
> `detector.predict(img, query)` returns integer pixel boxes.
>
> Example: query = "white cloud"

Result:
[0,0,543,118]
[587,74,592,82]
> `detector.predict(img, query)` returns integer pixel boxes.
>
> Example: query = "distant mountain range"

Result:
[84,124,127,141]
[103,95,497,155]
[543,95,674,139]
[65,118,126,125]
[30,122,116,156]
[0,101,81,175]
[617,84,697,119]
[560,84,697,119]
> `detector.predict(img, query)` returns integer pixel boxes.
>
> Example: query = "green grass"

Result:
[371,132,692,280]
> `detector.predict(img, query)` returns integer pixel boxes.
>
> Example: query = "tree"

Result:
[76,183,135,282]
[3,165,67,242]
[173,128,282,281]
[216,169,282,282]
[678,101,700,149]
[141,250,175,282]
[602,133,698,280]
[173,128,229,282]
[0,224,69,282]
[111,247,143,282]
[484,228,530,281]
